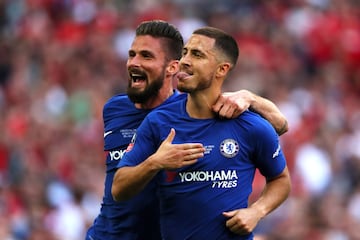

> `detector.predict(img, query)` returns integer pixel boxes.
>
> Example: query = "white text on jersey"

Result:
[179,170,238,188]
[109,150,126,161]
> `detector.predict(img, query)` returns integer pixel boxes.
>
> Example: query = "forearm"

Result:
[250,167,291,219]
[249,93,288,135]
[112,157,160,201]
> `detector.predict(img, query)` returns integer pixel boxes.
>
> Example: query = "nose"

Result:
[179,53,191,68]
[127,55,141,68]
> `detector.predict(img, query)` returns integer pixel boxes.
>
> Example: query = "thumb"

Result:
[222,210,237,218]
[164,128,176,144]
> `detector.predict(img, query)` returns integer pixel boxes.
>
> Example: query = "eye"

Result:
[191,50,203,58]
[142,52,152,59]
[181,49,187,57]
[128,50,135,58]
[192,51,202,57]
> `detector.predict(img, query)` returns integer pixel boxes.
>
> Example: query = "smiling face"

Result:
[126,35,168,104]
[176,34,220,93]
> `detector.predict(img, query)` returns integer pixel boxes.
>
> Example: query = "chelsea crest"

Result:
[220,139,239,158]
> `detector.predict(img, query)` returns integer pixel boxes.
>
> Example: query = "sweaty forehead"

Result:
[185,34,215,52]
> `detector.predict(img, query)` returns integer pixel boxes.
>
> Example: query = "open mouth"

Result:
[129,70,147,87]
[131,73,146,82]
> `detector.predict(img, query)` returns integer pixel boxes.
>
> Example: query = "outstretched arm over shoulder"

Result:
[213,90,288,135]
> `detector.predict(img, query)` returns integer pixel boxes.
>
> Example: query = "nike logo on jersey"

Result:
[104,130,113,138]
[272,144,281,158]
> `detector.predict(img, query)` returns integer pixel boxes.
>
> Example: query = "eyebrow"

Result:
[129,49,156,57]
[183,46,205,55]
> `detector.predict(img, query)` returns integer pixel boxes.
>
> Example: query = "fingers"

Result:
[220,105,236,118]
[212,95,244,119]
[164,128,176,144]
[212,95,225,113]
[163,128,204,154]
[223,209,256,236]
[223,210,238,230]
[177,143,205,168]
[213,103,237,119]
[185,147,204,161]
[158,129,205,169]
[214,91,254,118]
[223,210,238,229]
[222,210,236,218]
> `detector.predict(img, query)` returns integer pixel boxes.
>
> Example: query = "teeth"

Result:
[131,73,145,82]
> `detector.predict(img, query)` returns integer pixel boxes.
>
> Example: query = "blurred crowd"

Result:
[0,0,359,239]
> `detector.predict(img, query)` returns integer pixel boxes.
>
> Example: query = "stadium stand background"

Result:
[0,0,359,239]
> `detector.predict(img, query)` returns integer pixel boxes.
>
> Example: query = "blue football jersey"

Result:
[119,96,286,240]
[87,91,184,240]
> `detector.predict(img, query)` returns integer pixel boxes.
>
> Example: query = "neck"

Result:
[186,89,220,119]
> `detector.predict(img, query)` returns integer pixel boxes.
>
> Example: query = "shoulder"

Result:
[103,93,143,122]
[103,93,135,114]
[237,110,276,135]
[161,90,186,106]
[104,93,130,109]
[151,94,186,116]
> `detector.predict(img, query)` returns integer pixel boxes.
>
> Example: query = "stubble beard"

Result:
[177,77,212,93]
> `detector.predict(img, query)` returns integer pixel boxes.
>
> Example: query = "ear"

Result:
[166,60,179,75]
[216,62,231,78]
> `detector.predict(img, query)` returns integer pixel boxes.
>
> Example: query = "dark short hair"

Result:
[193,27,238,67]
[136,20,184,60]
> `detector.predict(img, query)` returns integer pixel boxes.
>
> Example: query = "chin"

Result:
[177,86,191,93]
